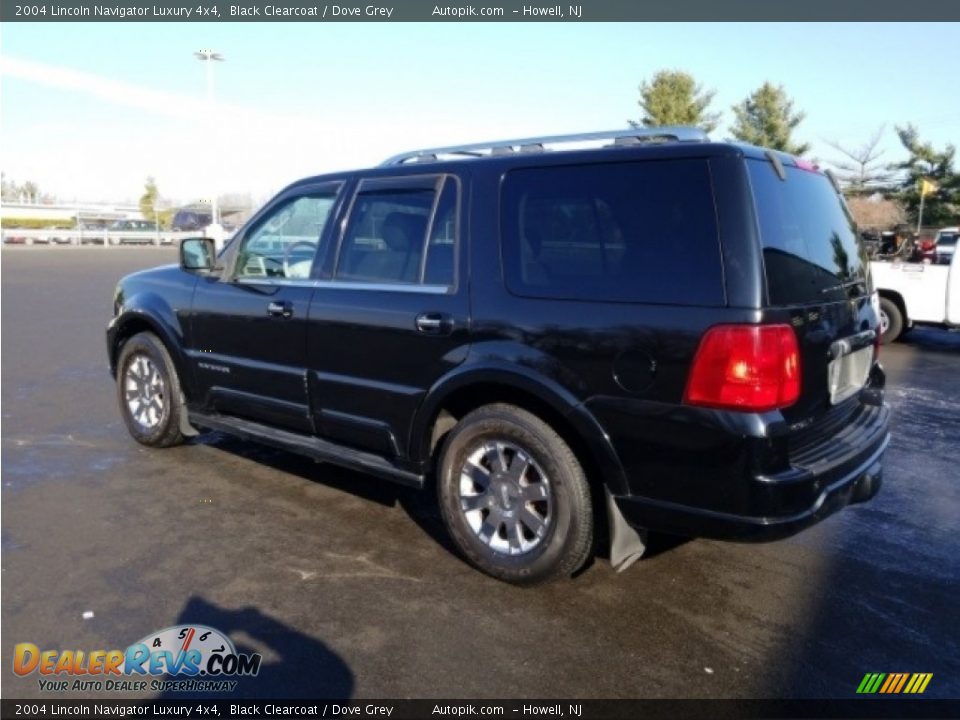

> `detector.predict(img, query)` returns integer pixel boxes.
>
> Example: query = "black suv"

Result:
[107,128,890,584]
[172,209,213,232]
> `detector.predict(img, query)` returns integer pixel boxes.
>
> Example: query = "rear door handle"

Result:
[267,301,293,319]
[416,312,453,335]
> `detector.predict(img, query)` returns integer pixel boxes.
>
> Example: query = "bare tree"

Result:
[20,181,39,204]
[825,127,894,194]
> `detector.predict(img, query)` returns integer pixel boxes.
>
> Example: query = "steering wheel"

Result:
[283,241,318,278]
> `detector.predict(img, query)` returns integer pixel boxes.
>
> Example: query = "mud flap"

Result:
[606,488,647,572]
[178,392,200,437]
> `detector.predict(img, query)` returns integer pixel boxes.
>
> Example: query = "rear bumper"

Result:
[614,403,890,542]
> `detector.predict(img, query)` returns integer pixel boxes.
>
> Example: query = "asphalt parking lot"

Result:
[2,247,959,700]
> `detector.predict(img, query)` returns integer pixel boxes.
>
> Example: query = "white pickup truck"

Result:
[871,248,960,343]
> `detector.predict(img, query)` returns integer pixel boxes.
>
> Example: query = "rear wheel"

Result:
[437,404,594,585]
[116,332,186,447]
[879,297,904,344]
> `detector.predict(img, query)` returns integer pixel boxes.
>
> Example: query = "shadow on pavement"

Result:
[194,433,693,577]
[896,327,960,353]
[158,596,354,699]
[196,433,467,563]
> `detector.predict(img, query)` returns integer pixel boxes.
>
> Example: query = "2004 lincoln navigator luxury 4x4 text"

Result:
[107,128,890,584]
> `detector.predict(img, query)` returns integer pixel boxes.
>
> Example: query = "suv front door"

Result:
[306,174,470,461]
[187,182,342,433]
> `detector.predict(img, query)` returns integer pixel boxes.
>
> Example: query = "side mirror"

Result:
[180,237,216,271]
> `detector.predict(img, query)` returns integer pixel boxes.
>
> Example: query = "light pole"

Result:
[194,49,224,232]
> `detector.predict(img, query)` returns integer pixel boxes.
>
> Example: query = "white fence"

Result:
[1,229,203,246]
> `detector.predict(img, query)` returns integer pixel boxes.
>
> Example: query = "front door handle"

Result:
[415,312,454,335]
[267,301,293,319]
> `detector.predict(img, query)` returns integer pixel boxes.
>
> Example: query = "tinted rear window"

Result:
[937,233,958,247]
[501,159,723,305]
[748,159,866,305]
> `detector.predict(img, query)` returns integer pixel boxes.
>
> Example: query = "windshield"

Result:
[748,159,867,305]
[936,233,958,247]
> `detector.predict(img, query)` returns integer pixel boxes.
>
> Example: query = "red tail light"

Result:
[684,325,801,412]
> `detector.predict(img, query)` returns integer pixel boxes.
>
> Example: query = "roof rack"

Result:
[380,127,709,166]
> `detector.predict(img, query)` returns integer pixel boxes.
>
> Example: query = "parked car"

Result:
[171,209,212,232]
[108,220,159,245]
[934,227,958,264]
[50,227,75,245]
[106,128,890,584]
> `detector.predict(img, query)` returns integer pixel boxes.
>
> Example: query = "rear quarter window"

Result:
[500,159,724,306]
[747,158,867,305]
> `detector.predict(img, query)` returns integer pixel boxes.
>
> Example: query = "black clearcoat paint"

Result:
[107,141,890,540]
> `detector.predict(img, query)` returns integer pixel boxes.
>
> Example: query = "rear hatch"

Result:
[747,156,878,432]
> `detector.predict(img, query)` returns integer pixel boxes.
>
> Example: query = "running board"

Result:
[188,411,425,489]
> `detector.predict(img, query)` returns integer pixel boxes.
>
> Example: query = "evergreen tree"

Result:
[889,125,959,228]
[730,82,810,155]
[140,177,160,221]
[630,70,720,133]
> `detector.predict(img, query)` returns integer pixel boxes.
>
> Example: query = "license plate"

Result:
[828,345,872,405]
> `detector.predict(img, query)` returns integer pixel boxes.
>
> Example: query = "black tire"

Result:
[436,404,594,585]
[116,331,186,447]
[879,297,904,345]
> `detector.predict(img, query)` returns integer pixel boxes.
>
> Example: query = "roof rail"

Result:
[380,127,709,166]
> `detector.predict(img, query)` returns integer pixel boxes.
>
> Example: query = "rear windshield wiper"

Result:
[821,278,867,296]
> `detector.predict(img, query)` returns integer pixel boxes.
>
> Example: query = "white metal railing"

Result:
[1,229,204,246]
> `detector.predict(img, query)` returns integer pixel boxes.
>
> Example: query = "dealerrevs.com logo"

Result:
[14,625,262,693]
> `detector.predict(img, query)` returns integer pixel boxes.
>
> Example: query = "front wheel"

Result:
[116,331,186,447]
[437,404,594,585]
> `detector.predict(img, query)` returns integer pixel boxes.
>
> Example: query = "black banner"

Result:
[3,699,960,720]
[1,0,957,22]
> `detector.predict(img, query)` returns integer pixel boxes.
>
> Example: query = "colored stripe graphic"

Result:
[857,672,932,694]
[879,674,896,693]
[913,673,931,693]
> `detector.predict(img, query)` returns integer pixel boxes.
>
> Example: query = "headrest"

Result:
[382,212,426,252]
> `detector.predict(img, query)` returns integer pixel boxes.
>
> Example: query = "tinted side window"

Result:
[236,193,338,280]
[423,179,457,286]
[336,176,457,287]
[501,160,723,305]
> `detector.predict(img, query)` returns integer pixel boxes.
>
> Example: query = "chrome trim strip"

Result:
[234,278,451,294]
[234,278,318,288]
[317,281,450,294]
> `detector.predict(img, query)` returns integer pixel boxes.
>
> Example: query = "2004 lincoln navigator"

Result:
[107,128,890,584]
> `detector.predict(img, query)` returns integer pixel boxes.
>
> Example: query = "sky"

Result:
[1,21,958,207]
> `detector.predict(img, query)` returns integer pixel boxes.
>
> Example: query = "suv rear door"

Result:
[747,157,878,426]
[305,174,469,461]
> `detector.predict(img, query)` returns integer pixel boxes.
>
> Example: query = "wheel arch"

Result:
[411,365,629,497]
[877,289,909,326]
[109,301,194,400]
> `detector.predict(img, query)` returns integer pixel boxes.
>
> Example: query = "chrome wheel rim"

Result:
[879,309,890,335]
[124,354,165,430]
[459,440,553,556]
